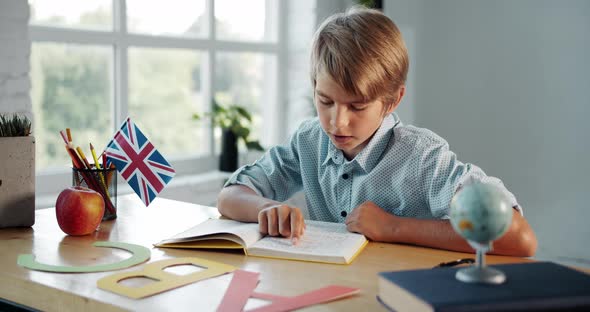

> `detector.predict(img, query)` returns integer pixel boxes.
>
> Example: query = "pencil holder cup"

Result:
[72,166,117,221]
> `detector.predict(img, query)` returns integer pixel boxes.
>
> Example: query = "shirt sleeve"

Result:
[417,138,522,219]
[223,128,304,202]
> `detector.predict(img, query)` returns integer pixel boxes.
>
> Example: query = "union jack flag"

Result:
[105,117,175,206]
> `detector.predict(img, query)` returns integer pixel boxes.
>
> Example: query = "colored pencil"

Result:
[90,143,102,169]
[60,130,115,214]
[75,146,92,169]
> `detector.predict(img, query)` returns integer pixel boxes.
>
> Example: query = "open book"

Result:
[155,219,368,265]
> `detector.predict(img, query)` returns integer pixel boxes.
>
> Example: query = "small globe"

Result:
[450,182,513,244]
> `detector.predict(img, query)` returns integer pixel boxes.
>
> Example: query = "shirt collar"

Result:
[322,113,400,171]
[323,138,343,166]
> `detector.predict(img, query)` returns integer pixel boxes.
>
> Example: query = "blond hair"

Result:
[310,6,409,109]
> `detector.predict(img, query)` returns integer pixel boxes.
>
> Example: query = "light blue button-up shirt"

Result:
[225,113,520,222]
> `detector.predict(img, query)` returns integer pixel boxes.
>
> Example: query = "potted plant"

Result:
[193,101,264,172]
[0,114,35,227]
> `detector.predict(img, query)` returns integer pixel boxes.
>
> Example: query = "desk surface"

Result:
[0,195,545,311]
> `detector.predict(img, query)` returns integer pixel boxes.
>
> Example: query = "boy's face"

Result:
[315,72,397,160]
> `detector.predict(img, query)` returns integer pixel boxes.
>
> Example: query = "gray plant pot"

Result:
[0,136,35,227]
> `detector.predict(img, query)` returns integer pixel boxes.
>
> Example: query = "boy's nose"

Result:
[330,105,349,128]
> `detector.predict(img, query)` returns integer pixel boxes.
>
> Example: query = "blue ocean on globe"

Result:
[450,183,513,244]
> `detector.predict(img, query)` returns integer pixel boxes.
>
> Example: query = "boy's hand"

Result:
[258,205,305,244]
[345,201,396,241]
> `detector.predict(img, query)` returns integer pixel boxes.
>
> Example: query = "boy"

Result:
[217,7,537,257]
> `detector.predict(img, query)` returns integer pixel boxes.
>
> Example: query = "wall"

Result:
[286,0,317,135]
[386,0,590,267]
[0,0,31,119]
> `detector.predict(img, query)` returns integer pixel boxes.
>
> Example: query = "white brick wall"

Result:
[0,0,32,121]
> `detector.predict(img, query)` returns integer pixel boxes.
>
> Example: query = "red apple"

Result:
[55,186,105,236]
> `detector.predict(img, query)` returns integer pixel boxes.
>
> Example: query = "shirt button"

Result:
[341,211,347,217]
[342,173,349,180]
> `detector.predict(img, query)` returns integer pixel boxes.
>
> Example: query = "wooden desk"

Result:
[1,195,536,311]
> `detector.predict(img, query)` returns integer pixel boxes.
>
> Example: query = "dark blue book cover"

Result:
[377,262,590,312]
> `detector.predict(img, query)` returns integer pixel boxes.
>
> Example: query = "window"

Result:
[30,0,284,195]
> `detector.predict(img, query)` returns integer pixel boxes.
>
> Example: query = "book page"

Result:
[157,219,262,248]
[248,220,367,263]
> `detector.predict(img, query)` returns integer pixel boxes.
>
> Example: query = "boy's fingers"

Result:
[267,208,279,236]
[345,220,359,233]
[300,214,306,237]
[290,215,299,245]
[278,207,292,237]
[258,211,268,235]
[290,209,303,244]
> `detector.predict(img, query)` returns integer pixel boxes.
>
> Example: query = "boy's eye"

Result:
[318,99,333,106]
[351,104,368,111]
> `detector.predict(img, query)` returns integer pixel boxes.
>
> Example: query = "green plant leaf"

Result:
[192,100,264,152]
[213,100,224,114]
[233,125,249,138]
[245,140,264,151]
[235,106,252,121]
[0,114,31,137]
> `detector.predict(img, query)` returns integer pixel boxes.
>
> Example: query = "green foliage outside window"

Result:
[31,43,111,169]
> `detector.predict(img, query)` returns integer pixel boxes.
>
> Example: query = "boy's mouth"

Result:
[332,134,353,144]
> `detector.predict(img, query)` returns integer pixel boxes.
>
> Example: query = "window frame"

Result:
[30,0,288,197]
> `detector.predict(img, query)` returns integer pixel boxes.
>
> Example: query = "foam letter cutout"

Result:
[248,285,360,312]
[216,269,360,312]
[97,257,236,299]
[17,241,150,273]
[216,270,260,311]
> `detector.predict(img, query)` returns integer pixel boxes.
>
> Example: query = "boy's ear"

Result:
[385,85,406,114]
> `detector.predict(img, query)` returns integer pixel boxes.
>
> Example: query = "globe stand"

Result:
[455,241,506,285]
